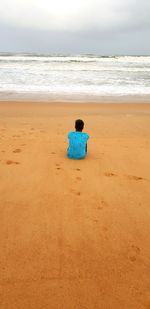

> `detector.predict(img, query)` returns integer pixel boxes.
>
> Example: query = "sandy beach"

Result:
[0,101,150,309]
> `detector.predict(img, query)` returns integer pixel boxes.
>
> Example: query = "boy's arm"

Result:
[85,133,89,153]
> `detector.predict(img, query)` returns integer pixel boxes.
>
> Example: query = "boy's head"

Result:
[75,119,84,132]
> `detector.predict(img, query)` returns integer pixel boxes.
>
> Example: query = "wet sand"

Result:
[0,101,150,309]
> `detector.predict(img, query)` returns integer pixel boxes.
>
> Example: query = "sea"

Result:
[0,53,150,102]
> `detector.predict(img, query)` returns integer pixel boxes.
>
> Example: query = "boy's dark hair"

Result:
[75,119,84,131]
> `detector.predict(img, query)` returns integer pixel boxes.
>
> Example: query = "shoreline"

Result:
[0,92,150,104]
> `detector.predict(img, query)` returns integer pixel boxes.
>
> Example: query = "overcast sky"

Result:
[0,0,150,54]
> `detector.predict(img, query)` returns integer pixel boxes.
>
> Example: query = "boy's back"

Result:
[68,131,89,159]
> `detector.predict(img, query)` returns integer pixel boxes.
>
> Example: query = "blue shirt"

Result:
[68,131,90,159]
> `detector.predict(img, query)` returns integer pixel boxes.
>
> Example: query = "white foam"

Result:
[0,54,150,100]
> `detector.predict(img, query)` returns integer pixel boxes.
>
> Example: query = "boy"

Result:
[67,119,90,159]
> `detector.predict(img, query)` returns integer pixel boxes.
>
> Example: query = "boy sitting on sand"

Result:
[67,119,90,159]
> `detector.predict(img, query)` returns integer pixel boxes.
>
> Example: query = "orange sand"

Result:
[0,101,150,309]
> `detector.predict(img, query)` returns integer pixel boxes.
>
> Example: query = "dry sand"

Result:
[0,101,150,309]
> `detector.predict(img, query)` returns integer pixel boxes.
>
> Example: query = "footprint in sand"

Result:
[101,200,109,206]
[97,199,108,210]
[97,206,103,210]
[70,189,81,196]
[104,172,117,177]
[93,219,99,223]
[76,192,81,196]
[56,164,62,170]
[103,227,108,232]
[12,135,20,138]
[126,175,144,181]
[76,168,81,171]
[128,244,141,262]
[13,149,22,153]
[6,160,20,165]
[51,152,56,154]
[76,176,82,181]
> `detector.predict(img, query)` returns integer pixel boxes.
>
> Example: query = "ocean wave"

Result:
[0,54,150,99]
[0,54,150,64]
